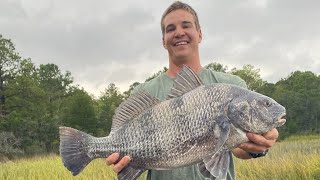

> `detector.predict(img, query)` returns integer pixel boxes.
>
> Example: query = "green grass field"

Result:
[0,135,319,180]
[235,135,320,180]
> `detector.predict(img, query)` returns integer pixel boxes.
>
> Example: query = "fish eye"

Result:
[264,100,272,107]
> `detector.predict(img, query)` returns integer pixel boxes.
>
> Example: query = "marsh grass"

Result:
[235,135,320,180]
[0,155,147,180]
[0,135,319,180]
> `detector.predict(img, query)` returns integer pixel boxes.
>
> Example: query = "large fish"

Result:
[59,66,286,180]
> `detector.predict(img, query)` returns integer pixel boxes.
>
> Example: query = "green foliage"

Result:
[230,64,265,91]
[0,35,75,154]
[205,62,228,73]
[97,83,124,135]
[61,88,97,134]
[205,63,265,91]
[0,35,22,119]
[123,82,140,99]
[272,71,320,137]
[0,132,23,158]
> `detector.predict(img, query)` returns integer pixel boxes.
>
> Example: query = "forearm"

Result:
[232,148,252,160]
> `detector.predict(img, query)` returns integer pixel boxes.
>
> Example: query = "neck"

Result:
[166,58,203,78]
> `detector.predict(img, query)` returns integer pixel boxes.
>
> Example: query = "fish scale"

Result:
[59,66,286,180]
[99,91,217,165]
[123,90,212,161]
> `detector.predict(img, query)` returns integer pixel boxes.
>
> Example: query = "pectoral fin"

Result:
[198,150,231,180]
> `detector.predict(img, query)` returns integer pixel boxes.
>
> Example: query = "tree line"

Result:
[0,34,319,159]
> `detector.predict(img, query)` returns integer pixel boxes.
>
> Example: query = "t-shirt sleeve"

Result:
[131,84,144,94]
[235,77,248,89]
[212,71,248,89]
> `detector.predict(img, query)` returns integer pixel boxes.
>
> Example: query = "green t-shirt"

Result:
[132,68,247,180]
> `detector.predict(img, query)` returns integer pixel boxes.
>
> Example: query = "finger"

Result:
[113,156,131,173]
[247,133,275,148]
[238,142,268,153]
[106,153,119,166]
[262,128,279,140]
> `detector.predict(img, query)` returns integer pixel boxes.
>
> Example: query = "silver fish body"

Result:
[60,66,286,180]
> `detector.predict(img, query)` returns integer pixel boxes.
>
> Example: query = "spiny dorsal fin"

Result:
[166,65,204,99]
[110,91,161,134]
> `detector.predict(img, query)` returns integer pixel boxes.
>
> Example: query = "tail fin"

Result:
[59,126,94,176]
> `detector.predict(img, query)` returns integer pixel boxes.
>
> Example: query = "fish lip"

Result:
[275,113,286,126]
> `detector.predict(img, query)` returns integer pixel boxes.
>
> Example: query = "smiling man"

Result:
[106,1,279,180]
[162,8,203,76]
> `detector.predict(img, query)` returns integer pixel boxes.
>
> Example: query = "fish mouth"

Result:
[275,113,286,127]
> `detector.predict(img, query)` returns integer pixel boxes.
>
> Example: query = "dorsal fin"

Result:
[110,91,161,134]
[166,65,204,99]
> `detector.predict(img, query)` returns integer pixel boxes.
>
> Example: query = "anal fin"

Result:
[118,165,145,180]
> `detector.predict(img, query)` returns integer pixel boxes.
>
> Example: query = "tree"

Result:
[97,83,124,135]
[230,64,265,91]
[256,82,276,97]
[272,71,320,137]
[0,35,22,118]
[37,63,73,117]
[0,131,23,161]
[61,88,97,134]
[123,82,140,98]
[204,62,228,73]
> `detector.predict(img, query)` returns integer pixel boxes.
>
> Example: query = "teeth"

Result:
[175,41,187,46]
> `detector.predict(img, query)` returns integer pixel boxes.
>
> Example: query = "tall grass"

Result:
[0,135,319,180]
[235,135,320,180]
[0,155,147,180]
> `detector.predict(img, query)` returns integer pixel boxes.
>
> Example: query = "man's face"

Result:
[162,9,202,62]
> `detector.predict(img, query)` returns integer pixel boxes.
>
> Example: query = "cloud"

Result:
[1,0,319,96]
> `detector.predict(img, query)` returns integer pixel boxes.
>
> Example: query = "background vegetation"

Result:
[1,135,319,179]
[0,34,319,162]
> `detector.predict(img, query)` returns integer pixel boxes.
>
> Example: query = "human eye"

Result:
[182,22,192,28]
[166,25,175,33]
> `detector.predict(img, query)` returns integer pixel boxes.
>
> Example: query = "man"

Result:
[106,1,279,179]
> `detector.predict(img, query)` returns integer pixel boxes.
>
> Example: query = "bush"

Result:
[0,132,23,162]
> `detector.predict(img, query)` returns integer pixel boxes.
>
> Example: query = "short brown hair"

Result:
[161,1,201,35]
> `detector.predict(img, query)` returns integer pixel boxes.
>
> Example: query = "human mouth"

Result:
[174,41,188,46]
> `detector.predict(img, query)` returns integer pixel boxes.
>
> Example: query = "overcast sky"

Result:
[1,0,319,97]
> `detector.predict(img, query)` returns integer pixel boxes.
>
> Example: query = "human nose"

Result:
[174,26,185,38]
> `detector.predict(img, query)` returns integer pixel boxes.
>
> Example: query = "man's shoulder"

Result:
[202,69,247,88]
[132,73,172,97]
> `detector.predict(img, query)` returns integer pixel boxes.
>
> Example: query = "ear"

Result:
[162,36,167,49]
[198,29,202,43]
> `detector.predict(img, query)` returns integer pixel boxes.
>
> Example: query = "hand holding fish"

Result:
[106,153,131,173]
[234,128,279,159]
